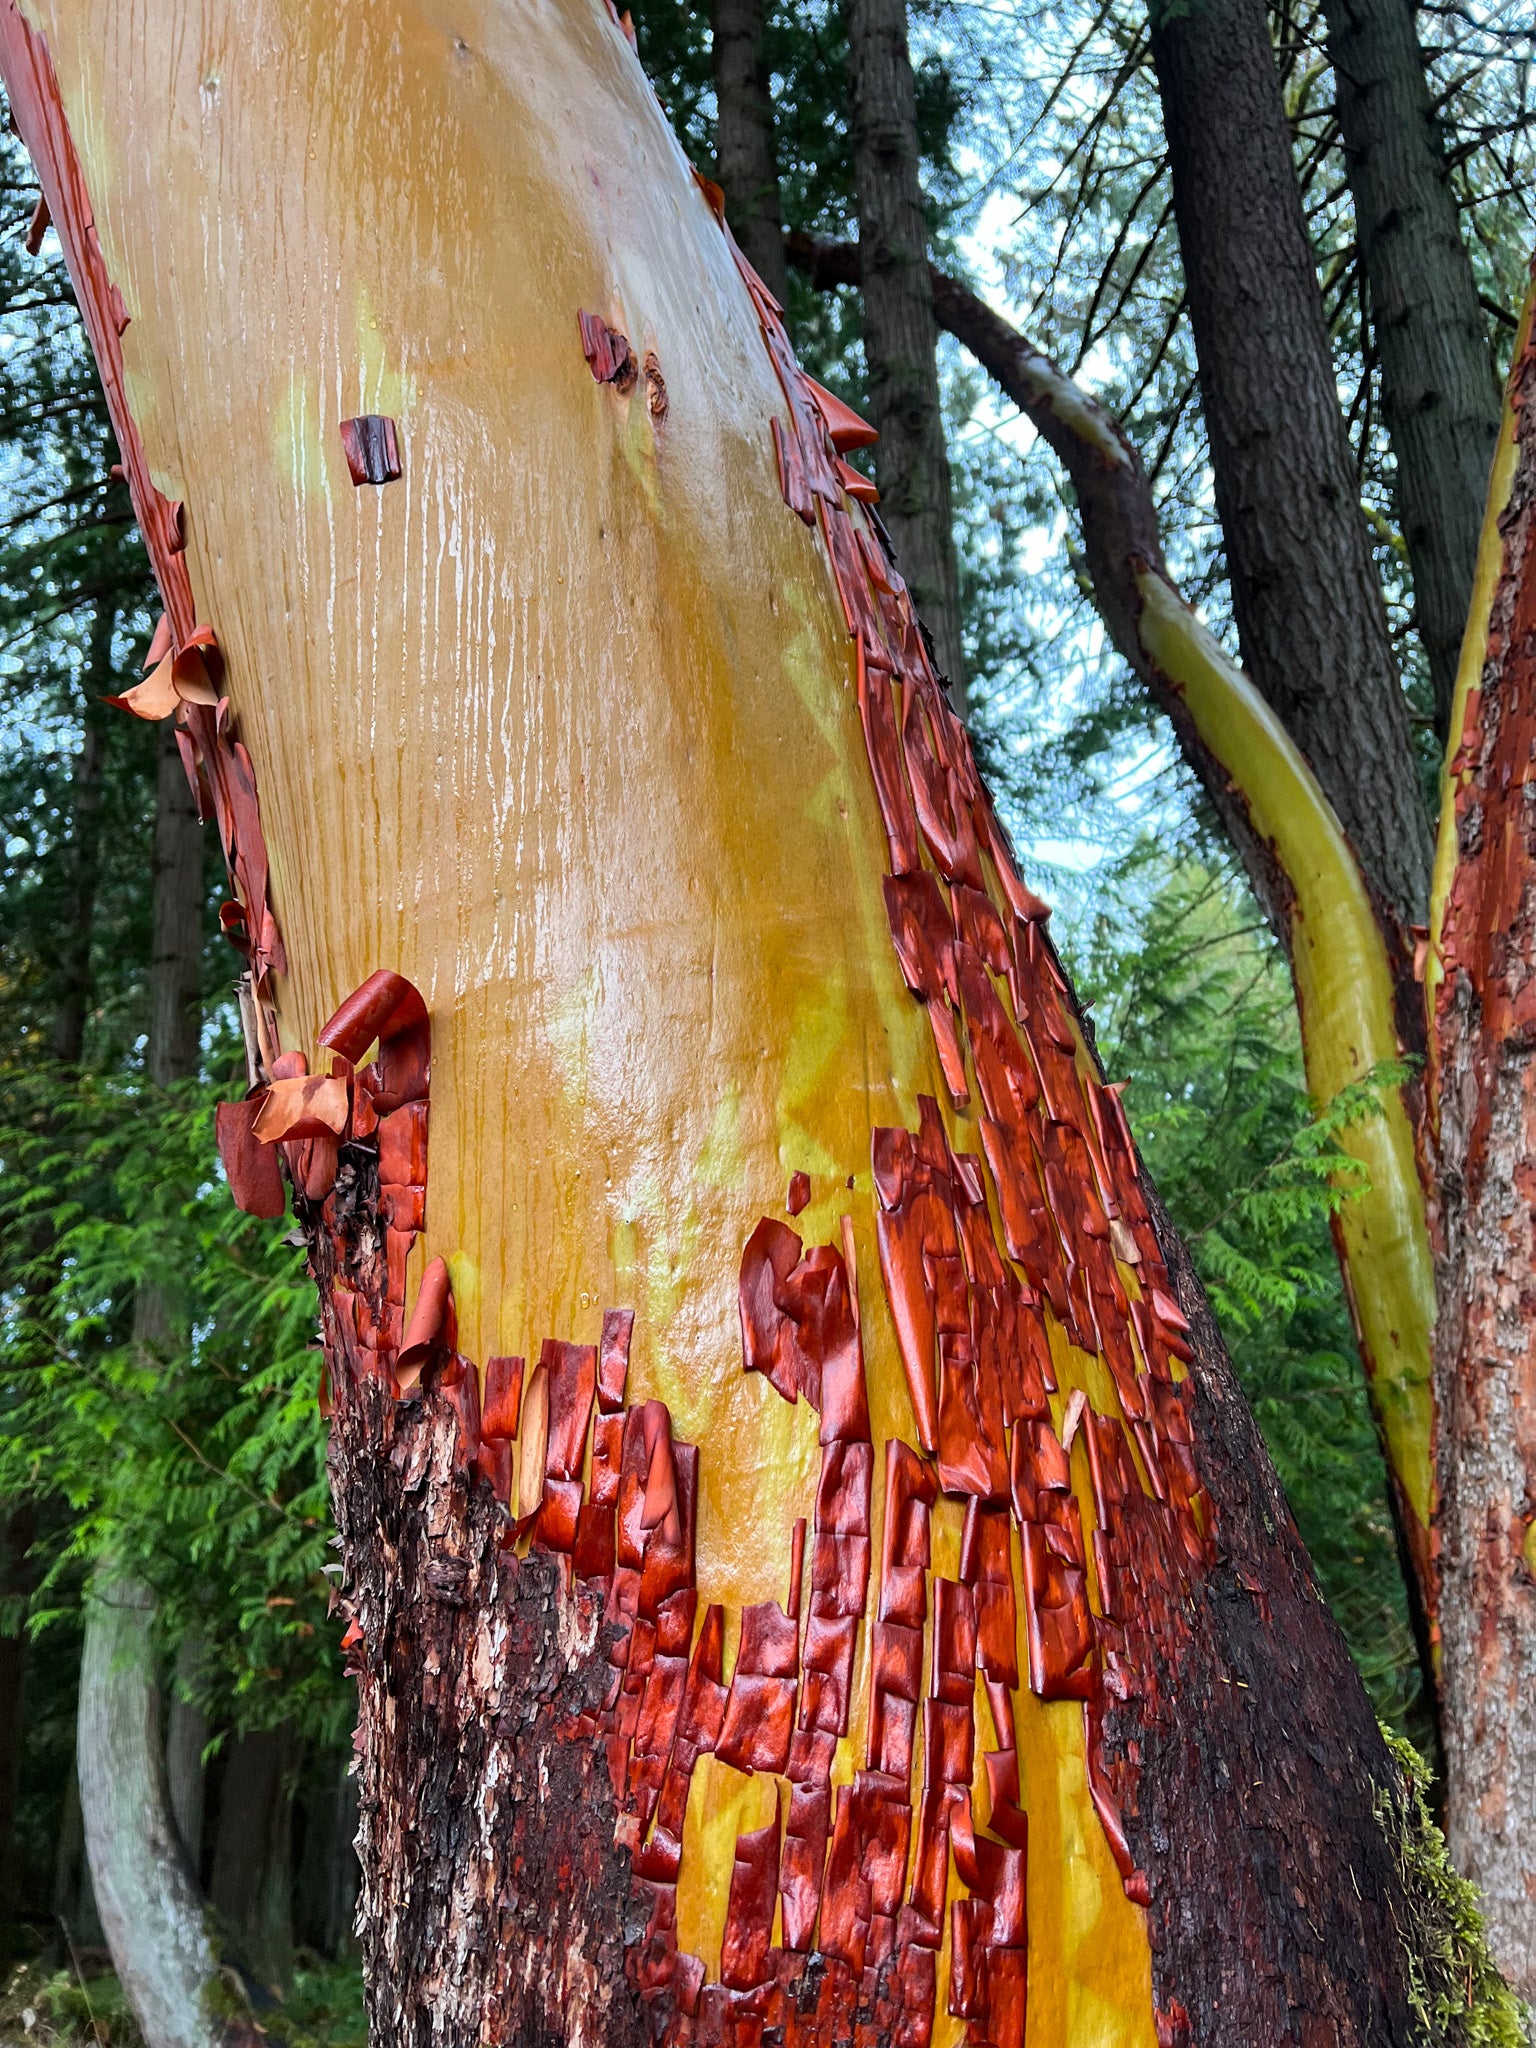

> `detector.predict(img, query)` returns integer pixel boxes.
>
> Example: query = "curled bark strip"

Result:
[320,969,428,1063]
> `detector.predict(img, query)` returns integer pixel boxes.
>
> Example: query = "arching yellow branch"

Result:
[1135,579,1437,1584]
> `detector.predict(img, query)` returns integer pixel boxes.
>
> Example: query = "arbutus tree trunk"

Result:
[1426,290,1536,2003]
[1146,0,1435,937]
[75,713,215,2044]
[794,225,1536,1997]
[0,4,1510,2045]
[710,0,788,307]
[1319,0,1504,741]
[846,0,966,703]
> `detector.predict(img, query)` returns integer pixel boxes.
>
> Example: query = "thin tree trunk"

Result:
[1429,295,1536,2002]
[210,1728,295,1994]
[53,1753,106,1951]
[77,1577,216,2048]
[711,0,787,305]
[78,715,213,2048]
[165,1636,209,1879]
[1147,0,1434,933]
[294,1752,359,1959]
[5,602,119,1954]
[50,597,117,1066]
[846,0,966,700]
[322,1761,360,1957]
[1320,0,1503,739]
[0,1507,32,1966]
[145,718,205,1088]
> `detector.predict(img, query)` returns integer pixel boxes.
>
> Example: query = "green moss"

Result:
[1374,1727,1530,2047]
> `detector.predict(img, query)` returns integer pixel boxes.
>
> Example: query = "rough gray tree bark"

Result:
[144,719,206,1089]
[2,600,120,1951]
[846,0,966,701]
[711,0,788,305]
[1147,0,1434,931]
[78,1577,217,2048]
[53,1760,106,1950]
[78,717,215,2048]
[293,1754,359,1959]
[0,1507,31,1965]
[1320,0,1503,740]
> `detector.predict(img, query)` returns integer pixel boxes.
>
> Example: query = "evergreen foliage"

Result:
[0,1054,347,1744]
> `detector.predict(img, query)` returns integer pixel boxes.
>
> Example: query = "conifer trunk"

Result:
[165,1637,209,1876]
[711,0,788,305]
[5,599,120,1950]
[1146,0,1434,934]
[0,1506,32,1964]
[1320,0,1503,740]
[846,0,966,700]
[210,1729,296,1994]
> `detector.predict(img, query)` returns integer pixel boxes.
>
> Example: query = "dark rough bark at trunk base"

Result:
[1104,1187,1423,2044]
[315,1167,652,2048]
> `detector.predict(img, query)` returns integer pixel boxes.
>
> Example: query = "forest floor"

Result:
[0,1957,367,2048]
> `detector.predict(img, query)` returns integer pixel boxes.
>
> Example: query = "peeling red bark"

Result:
[1431,314,1536,2001]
